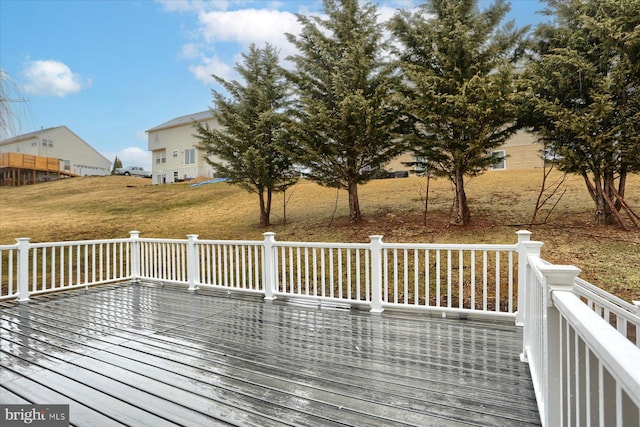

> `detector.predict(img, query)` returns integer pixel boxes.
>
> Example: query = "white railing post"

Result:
[369,235,384,314]
[16,237,31,302]
[539,264,582,427]
[520,240,543,361]
[187,234,199,291]
[129,231,140,282]
[515,230,532,326]
[263,232,277,301]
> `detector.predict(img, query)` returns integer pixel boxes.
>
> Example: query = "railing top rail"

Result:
[574,277,639,316]
[30,238,131,248]
[197,239,263,246]
[380,242,518,251]
[273,241,369,249]
[553,290,640,407]
[138,237,187,244]
[0,243,18,250]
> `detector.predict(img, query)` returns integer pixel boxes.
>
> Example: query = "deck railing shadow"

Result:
[1,230,638,426]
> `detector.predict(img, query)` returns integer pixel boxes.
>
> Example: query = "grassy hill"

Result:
[1,170,638,301]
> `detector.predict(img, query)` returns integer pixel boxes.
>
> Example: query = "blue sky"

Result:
[1,0,546,169]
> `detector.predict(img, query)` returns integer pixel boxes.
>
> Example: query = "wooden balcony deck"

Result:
[0,282,540,426]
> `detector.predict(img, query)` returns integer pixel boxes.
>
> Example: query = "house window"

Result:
[491,150,506,170]
[184,148,195,165]
[173,150,178,158]
[155,152,166,165]
[154,134,160,144]
[63,160,70,171]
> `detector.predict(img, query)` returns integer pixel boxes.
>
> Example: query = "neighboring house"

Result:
[384,130,543,174]
[0,126,111,178]
[146,110,222,185]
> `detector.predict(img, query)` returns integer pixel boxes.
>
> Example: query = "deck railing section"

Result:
[137,237,188,285]
[521,241,640,427]
[195,237,264,294]
[379,242,517,317]
[573,277,640,347]
[271,237,372,306]
[1,238,131,301]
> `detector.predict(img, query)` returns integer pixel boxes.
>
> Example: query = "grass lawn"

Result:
[1,169,638,302]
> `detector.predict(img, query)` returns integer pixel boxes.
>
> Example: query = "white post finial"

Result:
[516,230,532,244]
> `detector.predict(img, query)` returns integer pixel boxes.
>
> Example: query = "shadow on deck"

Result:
[0,282,540,426]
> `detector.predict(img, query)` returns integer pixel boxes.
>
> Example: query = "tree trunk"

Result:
[348,180,362,223]
[455,168,470,225]
[258,189,271,227]
[615,164,627,211]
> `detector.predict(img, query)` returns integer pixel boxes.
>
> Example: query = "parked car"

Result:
[114,166,152,178]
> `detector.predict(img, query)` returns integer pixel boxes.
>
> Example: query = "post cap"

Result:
[540,264,581,286]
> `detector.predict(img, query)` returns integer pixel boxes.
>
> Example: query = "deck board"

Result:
[1,282,540,426]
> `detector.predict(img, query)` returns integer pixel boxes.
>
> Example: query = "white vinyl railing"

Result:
[574,277,640,348]
[1,237,131,301]
[521,241,640,427]
[2,230,638,425]
[196,237,264,294]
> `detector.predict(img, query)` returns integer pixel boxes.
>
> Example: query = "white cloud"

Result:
[167,2,418,87]
[23,60,91,97]
[182,8,302,84]
[197,9,300,49]
[103,146,152,169]
[180,43,201,60]
[189,55,234,84]
[156,0,227,13]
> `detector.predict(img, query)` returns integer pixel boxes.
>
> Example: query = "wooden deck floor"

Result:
[0,282,540,426]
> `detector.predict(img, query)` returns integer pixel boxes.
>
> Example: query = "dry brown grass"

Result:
[1,170,638,301]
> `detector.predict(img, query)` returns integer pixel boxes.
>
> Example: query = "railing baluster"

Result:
[436,249,441,307]
[495,251,500,312]
[482,250,487,311]
[471,250,476,310]
[413,249,419,306]
[447,249,452,308]
[459,250,463,309]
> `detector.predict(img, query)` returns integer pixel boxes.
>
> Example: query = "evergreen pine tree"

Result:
[195,43,297,227]
[389,0,526,225]
[111,156,122,175]
[286,0,405,223]
[523,0,640,226]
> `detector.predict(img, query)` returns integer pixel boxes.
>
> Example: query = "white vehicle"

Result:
[115,166,152,178]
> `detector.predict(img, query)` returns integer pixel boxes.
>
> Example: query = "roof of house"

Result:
[0,126,60,145]
[146,110,215,133]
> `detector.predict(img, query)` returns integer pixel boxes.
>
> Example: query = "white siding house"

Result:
[146,111,222,185]
[0,126,111,176]
[385,130,543,174]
